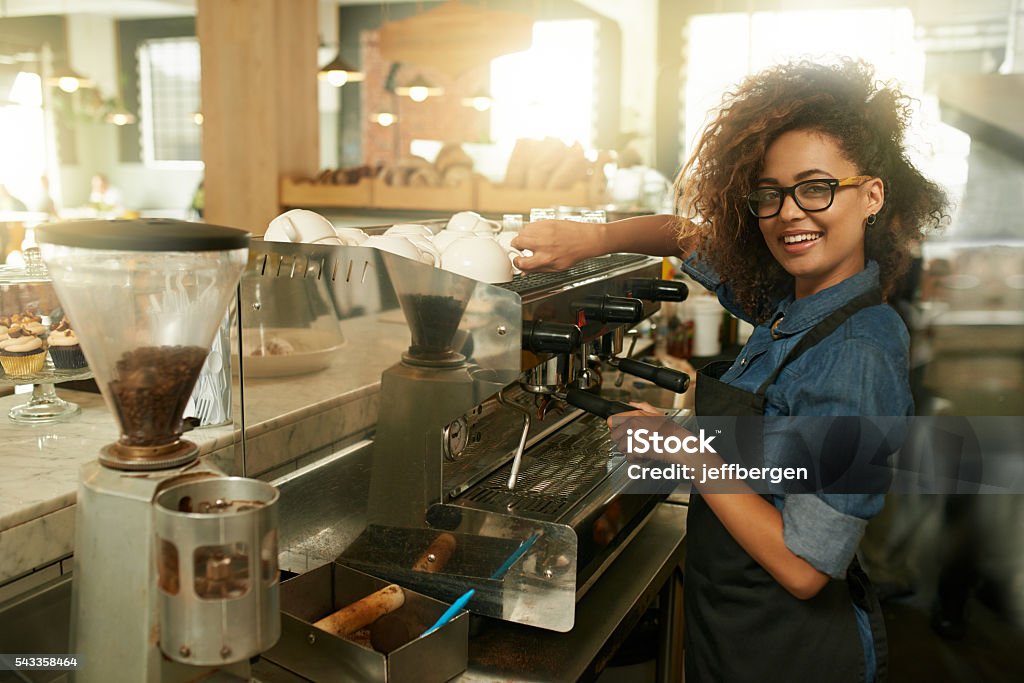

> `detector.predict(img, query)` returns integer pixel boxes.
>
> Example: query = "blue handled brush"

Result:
[420,531,542,638]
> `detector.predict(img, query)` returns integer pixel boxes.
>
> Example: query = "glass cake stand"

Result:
[0,255,91,424]
[3,362,93,424]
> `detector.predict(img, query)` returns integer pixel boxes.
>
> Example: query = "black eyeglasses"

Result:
[746,175,873,219]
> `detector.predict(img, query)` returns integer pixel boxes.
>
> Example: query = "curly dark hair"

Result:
[675,59,949,322]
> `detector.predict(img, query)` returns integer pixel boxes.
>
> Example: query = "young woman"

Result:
[511,60,948,682]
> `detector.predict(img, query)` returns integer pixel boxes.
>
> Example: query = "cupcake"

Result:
[0,325,47,376]
[48,319,87,369]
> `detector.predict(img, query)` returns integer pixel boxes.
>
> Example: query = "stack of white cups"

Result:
[263,209,530,284]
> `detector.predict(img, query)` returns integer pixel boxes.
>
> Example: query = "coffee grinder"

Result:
[37,219,280,683]
[367,258,492,529]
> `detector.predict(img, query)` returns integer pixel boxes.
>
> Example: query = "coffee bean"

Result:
[108,345,209,446]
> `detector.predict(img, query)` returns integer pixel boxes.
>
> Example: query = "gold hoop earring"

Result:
[866,214,877,226]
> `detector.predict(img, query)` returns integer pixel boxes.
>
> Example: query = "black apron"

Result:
[684,289,888,683]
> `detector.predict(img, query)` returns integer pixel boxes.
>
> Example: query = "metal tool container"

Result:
[265,562,468,683]
[155,476,281,665]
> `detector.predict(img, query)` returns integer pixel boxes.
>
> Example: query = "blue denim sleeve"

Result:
[781,493,879,578]
[679,251,753,322]
[769,334,908,577]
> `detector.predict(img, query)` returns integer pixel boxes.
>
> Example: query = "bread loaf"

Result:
[408,167,442,187]
[435,143,473,176]
[442,165,473,187]
[504,138,537,188]
[547,143,588,190]
[526,138,569,190]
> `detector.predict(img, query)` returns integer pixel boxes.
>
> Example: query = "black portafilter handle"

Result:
[627,278,689,302]
[522,320,582,354]
[564,388,636,419]
[576,295,645,323]
[617,358,691,393]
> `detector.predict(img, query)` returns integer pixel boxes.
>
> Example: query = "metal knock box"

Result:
[263,562,469,682]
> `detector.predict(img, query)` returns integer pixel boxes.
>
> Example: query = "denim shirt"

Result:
[682,255,912,568]
[682,256,911,680]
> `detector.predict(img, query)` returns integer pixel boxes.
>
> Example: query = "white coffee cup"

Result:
[690,296,724,357]
[403,234,441,265]
[431,229,463,253]
[496,232,519,251]
[334,227,369,245]
[385,223,434,239]
[446,211,500,235]
[364,235,436,266]
[265,209,342,245]
[441,234,520,282]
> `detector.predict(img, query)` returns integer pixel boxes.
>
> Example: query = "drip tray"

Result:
[456,413,622,521]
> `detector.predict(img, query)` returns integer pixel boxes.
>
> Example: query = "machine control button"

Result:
[442,416,470,461]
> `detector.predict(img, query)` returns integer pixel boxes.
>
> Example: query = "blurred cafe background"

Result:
[0,1,1021,681]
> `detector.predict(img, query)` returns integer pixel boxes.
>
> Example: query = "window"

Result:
[490,20,597,149]
[0,69,50,206]
[683,9,969,230]
[683,9,925,159]
[138,37,201,167]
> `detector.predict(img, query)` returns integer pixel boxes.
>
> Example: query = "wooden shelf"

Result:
[475,177,590,214]
[279,176,374,209]
[280,175,598,215]
[370,176,474,211]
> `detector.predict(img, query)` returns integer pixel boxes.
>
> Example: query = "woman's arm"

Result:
[511,214,696,272]
[608,407,831,600]
[700,492,830,599]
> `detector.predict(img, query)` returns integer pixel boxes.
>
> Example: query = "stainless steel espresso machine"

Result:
[37,220,281,683]
[332,245,690,632]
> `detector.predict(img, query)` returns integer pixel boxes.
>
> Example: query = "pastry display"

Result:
[0,311,47,337]
[0,324,47,376]
[48,318,88,369]
[247,336,295,357]
[0,272,94,424]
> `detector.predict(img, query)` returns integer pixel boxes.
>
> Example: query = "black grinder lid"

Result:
[36,218,250,252]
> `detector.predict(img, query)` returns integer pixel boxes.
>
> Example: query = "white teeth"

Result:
[783,233,821,244]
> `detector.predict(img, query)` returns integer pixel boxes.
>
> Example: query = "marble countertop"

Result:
[0,389,233,535]
[0,308,417,586]
[0,307,416,533]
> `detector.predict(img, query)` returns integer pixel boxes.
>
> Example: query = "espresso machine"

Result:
[37,220,280,683]
[342,248,689,632]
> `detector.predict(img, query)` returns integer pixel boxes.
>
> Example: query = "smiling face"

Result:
[756,129,884,298]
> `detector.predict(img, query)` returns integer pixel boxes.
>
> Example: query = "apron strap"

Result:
[755,288,882,396]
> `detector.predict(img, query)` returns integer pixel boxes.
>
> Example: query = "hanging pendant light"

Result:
[104,105,136,126]
[395,74,443,102]
[47,64,93,93]
[370,111,397,127]
[318,52,365,87]
[461,89,493,111]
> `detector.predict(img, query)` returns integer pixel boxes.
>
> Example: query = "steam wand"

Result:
[497,389,531,490]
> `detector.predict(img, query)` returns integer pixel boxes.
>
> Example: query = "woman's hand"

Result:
[605,401,663,429]
[606,402,671,457]
[510,220,606,272]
